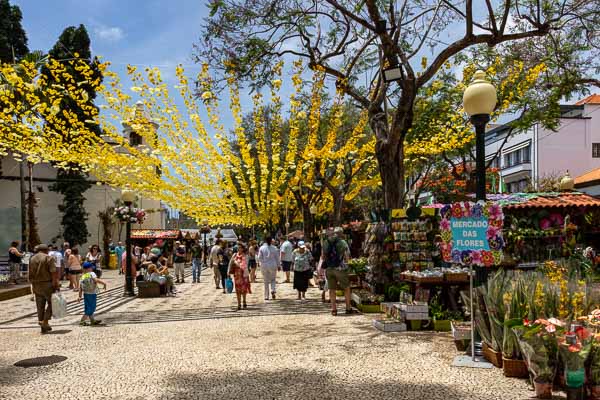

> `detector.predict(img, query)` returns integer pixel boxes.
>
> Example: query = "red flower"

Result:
[481,251,494,267]
[568,343,582,353]
[451,204,463,218]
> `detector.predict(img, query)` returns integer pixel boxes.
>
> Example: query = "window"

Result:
[130,132,142,146]
[593,143,600,158]
[514,149,521,165]
[522,145,531,163]
[504,153,511,168]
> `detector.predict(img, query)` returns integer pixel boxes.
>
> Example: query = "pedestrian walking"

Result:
[85,244,103,278]
[228,244,251,310]
[321,227,351,316]
[48,245,64,282]
[217,241,230,294]
[62,242,72,287]
[67,248,83,291]
[280,236,294,283]
[8,241,23,284]
[190,241,202,283]
[257,237,280,300]
[115,241,125,274]
[210,240,222,289]
[173,241,186,283]
[28,244,59,334]
[292,241,313,301]
[78,262,107,326]
[248,240,258,283]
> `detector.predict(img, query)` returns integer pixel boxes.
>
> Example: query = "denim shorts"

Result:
[84,293,97,316]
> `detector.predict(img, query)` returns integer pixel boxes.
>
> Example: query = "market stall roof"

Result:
[287,230,304,239]
[130,229,181,239]
[575,168,600,188]
[498,192,600,210]
[180,229,200,240]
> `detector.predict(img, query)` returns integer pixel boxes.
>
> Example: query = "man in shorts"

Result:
[279,236,294,283]
[321,227,351,316]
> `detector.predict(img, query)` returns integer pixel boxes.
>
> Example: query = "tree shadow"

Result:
[157,369,478,400]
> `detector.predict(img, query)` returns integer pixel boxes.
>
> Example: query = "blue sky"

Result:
[13,0,241,131]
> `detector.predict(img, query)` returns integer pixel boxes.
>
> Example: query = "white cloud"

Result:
[94,25,125,42]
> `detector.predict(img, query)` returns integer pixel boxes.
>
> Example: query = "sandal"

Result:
[331,309,337,316]
[243,303,247,309]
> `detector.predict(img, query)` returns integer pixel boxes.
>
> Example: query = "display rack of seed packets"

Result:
[390,211,436,278]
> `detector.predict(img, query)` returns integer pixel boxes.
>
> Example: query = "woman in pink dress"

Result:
[228,244,251,310]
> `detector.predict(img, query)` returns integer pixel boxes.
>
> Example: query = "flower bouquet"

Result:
[557,325,592,399]
[114,206,146,224]
[513,318,564,398]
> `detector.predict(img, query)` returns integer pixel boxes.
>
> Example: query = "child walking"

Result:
[78,262,107,326]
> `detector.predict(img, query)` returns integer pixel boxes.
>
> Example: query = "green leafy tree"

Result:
[198,0,599,208]
[0,0,28,63]
[45,25,103,246]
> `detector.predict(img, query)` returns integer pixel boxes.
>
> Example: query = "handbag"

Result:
[225,277,234,293]
[51,292,67,319]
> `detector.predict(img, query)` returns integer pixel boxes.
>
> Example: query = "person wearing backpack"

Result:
[321,227,351,316]
[78,262,107,326]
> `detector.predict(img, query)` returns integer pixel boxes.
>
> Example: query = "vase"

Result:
[533,382,552,399]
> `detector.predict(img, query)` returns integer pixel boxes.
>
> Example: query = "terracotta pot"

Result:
[533,382,552,399]
[589,386,600,400]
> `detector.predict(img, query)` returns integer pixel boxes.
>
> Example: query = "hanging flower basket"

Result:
[114,206,146,224]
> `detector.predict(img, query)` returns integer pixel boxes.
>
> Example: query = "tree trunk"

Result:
[376,139,406,209]
[332,191,344,226]
[302,207,314,240]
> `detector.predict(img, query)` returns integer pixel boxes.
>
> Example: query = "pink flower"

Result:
[548,318,564,327]
[545,324,556,333]
[440,219,451,231]
[471,250,483,265]
[488,203,502,220]
[540,218,552,230]
[486,226,500,240]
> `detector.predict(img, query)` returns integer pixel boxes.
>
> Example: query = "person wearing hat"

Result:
[28,244,60,334]
[292,241,313,301]
[78,262,107,325]
[321,227,351,316]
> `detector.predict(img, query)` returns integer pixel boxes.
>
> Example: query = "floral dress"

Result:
[230,253,252,295]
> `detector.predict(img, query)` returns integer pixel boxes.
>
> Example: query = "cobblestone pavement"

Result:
[0,266,538,400]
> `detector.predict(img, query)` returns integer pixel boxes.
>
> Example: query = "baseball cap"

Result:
[298,241,306,248]
[83,262,95,269]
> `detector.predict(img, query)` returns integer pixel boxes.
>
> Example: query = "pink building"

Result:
[536,94,600,181]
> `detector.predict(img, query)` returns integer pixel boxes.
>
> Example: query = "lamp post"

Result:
[122,190,136,297]
[200,218,211,267]
[463,70,497,201]
[453,71,496,368]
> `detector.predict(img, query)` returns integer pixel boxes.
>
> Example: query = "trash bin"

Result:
[108,253,117,270]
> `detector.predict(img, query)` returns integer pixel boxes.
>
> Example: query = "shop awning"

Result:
[502,192,600,210]
[130,229,181,239]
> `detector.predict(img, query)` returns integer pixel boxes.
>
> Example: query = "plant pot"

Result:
[409,320,422,331]
[589,385,600,400]
[533,381,552,399]
[482,343,503,368]
[565,387,585,400]
[502,357,528,378]
[358,304,381,313]
[454,339,470,352]
[433,319,451,332]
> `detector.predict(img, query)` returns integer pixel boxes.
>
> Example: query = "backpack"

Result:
[80,272,96,293]
[325,239,342,269]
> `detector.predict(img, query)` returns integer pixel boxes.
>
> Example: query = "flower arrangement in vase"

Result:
[114,206,146,224]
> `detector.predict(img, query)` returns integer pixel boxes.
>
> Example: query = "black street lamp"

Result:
[122,190,136,297]
[463,70,497,201]
[200,218,211,267]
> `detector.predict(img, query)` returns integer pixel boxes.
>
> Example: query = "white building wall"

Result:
[0,156,165,252]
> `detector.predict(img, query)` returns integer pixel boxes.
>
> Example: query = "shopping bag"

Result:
[51,292,67,319]
[225,277,234,293]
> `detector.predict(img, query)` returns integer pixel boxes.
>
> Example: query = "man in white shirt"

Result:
[257,237,280,300]
[48,245,63,282]
[279,236,294,283]
[209,240,223,289]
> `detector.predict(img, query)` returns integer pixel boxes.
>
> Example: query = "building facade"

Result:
[485,94,600,193]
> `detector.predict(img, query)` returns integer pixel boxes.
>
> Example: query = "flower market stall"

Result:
[130,229,183,256]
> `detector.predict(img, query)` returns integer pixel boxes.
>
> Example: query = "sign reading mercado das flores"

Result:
[439,201,504,267]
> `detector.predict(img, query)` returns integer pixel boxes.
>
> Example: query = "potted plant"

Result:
[557,326,592,400]
[502,275,530,378]
[513,318,564,399]
[429,295,457,332]
[483,270,510,368]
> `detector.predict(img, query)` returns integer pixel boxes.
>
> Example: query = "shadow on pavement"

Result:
[157,369,471,400]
